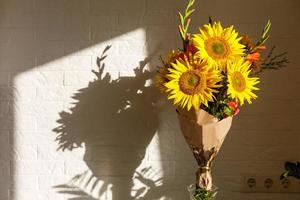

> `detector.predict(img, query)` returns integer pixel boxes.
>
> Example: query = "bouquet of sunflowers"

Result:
[155,0,288,199]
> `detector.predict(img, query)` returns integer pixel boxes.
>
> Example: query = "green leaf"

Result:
[262,35,269,44]
[177,0,196,49]
[187,0,194,11]
[256,20,272,47]
[186,9,195,18]
[189,0,195,7]
[224,106,233,116]
[179,12,184,26]
[282,171,289,178]
[262,20,271,39]
[194,188,214,200]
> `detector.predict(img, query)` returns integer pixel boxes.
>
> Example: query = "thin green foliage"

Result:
[280,162,300,180]
[194,188,214,200]
[203,100,231,120]
[178,0,196,48]
[252,20,271,52]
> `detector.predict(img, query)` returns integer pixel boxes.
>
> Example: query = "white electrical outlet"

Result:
[242,175,300,193]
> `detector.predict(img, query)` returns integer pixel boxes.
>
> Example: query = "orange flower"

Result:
[246,52,261,63]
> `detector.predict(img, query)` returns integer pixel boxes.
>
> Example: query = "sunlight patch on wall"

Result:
[12,27,164,199]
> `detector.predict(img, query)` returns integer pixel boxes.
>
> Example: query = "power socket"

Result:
[242,175,300,193]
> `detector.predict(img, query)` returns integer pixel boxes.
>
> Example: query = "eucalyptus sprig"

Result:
[178,0,196,50]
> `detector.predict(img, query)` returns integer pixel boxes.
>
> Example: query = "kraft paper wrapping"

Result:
[177,108,232,190]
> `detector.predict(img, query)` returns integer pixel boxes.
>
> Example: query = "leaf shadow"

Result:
[53,45,168,200]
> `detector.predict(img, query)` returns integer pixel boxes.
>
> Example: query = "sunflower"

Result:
[227,58,259,105]
[193,22,245,70]
[155,68,169,93]
[164,59,221,110]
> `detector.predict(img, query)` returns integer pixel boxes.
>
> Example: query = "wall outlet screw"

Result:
[264,178,273,188]
[281,178,291,189]
[247,178,256,188]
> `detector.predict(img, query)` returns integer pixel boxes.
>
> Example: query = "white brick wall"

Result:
[0,0,299,200]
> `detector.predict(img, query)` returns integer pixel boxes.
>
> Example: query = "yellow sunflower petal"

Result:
[193,22,245,71]
[164,58,222,110]
[227,58,259,105]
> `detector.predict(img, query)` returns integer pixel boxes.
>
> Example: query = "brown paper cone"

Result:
[177,108,232,190]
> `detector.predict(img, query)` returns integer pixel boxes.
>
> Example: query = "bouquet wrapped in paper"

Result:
[177,108,232,191]
[155,0,287,199]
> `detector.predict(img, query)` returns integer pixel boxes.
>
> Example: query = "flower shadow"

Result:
[53,45,165,200]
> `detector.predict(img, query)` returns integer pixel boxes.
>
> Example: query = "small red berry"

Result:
[228,101,238,109]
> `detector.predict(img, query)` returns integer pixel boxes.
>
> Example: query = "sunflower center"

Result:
[205,37,230,59]
[231,71,246,92]
[179,70,206,95]
[212,43,225,54]
[188,74,200,87]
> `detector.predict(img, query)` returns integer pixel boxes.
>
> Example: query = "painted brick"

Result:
[14,131,56,146]
[13,86,36,102]
[37,145,85,161]
[11,144,37,160]
[63,71,96,86]
[0,132,10,161]
[64,24,91,41]
[0,0,299,199]
[35,0,64,13]
[12,175,38,190]
[13,161,64,175]
[0,116,14,131]
[64,160,88,175]
[36,86,65,101]
[13,101,64,116]
[13,71,64,87]
[63,55,92,71]
[14,115,37,131]
[36,27,65,42]
[0,101,12,117]
[36,115,60,131]
[37,175,70,190]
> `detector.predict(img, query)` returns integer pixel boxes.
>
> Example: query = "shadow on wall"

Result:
[53,46,168,200]
[4,0,298,199]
